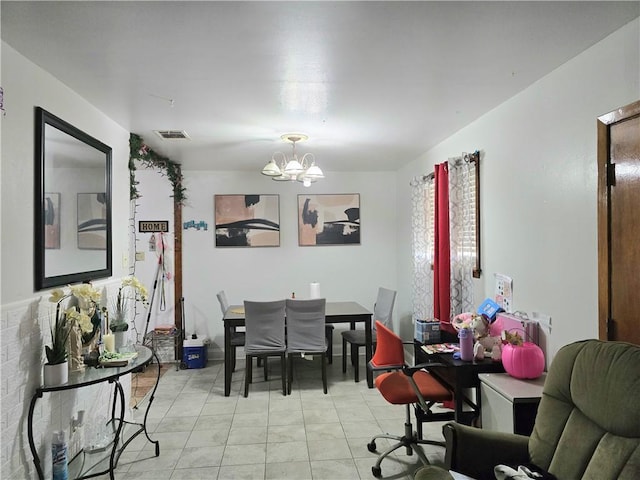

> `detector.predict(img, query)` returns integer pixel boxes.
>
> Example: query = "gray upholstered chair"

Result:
[342,287,396,382]
[414,339,640,480]
[285,298,328,394]
[217,290,245,372]
[243,299,287,397]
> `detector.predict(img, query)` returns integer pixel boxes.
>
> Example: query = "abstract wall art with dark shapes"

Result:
[77,193,107,250]
[298,194,360,246]
[215,194,280,247]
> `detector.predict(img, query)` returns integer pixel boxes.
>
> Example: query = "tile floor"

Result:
[96,355,450,479]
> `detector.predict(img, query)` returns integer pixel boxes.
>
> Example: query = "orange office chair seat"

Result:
[367,321,454,478]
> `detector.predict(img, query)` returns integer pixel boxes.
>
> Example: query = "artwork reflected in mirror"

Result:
[77,193,107,250]
[214,194,280,247]
[35,107,112,290]
[298,194,360,246]
[44,192,61,249]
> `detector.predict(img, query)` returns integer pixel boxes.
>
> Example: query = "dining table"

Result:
[223,301,373,396]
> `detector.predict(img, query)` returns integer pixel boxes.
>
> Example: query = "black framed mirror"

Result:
[34,107,112,290]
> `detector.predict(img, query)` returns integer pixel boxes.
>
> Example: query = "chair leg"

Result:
[342,337,348,373]
[287,354,294,395]
[353,345,360,382]
[326,328,333,364]
[231,346,236,372]
[244,355,252,397]
[263,356,268,381]
[322,352,327,394]
[280,353,287,396]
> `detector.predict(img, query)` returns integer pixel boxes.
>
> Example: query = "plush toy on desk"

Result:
[451,312,502,361]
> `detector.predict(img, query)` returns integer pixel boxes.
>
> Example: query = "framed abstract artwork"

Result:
[298,194,360,246]
[215,194,280,247]
[77,193,108,250]
[44,192,61,249]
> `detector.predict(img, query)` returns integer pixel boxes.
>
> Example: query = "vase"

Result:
[114,331,127,351]
[43,361,68,387]
[68,322,85,372]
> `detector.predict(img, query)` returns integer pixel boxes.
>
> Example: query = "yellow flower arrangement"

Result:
[46,283,102,364]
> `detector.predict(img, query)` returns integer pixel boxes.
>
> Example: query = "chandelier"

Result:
[261,134,324,187]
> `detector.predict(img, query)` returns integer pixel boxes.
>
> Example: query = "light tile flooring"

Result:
[98,356,449,479]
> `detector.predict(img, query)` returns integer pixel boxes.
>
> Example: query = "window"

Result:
[411,151,481,326]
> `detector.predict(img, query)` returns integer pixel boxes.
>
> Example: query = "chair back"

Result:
[529,339,640,479]
[216,290,229,315]
[244,300,286,354]
[373,287,396,329]
[285,298,327,353]
[370,321,405,368]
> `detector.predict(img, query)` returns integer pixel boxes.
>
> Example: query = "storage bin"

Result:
[415,319,441,344]
[183,345,207,369]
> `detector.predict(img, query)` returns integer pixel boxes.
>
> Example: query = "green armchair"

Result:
[415,339,640,480]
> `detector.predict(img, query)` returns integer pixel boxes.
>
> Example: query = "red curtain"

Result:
[433,163,453,334]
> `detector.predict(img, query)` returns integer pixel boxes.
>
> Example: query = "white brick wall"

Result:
[1,285,133,479]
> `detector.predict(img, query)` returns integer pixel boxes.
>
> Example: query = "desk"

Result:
[224,301,373,396]
[28,346,160,480]
[479,373,546,435]
[414,341,505,425]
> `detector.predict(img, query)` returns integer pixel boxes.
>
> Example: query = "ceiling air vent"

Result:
[153,130,191,140]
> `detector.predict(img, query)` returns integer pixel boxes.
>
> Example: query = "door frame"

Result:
[597,100,640,340]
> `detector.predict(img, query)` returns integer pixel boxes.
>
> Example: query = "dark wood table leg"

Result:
[224,323,232,396]
[365,314,373,388]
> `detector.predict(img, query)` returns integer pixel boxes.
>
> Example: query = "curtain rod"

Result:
[411,150,479,185]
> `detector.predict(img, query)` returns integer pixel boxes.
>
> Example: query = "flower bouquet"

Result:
[105,276,148,332]
[44,283,102,381]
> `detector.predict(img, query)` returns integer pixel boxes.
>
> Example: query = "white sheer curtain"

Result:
[448,157,475,319]
[410,176,434,321]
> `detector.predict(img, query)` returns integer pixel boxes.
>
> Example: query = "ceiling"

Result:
[2,1,639,172]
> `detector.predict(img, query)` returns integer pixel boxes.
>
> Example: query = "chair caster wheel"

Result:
[372,466,382,477]
[367,441,377,452]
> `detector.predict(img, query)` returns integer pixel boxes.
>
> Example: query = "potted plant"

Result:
[106,276,148,350]
[43,291,72,386]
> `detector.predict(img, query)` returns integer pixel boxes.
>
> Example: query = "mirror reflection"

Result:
[35,107,112,290]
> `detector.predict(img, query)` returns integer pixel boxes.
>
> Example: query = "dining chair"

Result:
[243,299,287,397]
[341,287,396,382]
[285,298,328,394]
[367,321,453,478]
[217,290,245,372]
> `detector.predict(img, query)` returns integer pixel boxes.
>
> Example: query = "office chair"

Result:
[285,298,328,394]
[243,299,287,397]
[367,321,453,478]
[341,287,396,382]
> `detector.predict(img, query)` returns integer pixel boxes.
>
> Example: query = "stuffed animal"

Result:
[470,315,502,354]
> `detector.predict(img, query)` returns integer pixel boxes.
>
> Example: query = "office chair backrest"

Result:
[374,287,397,329]
[244,300,286,354]
[216,290,229,315]
[285,298,327,352]
[370,321,405,368]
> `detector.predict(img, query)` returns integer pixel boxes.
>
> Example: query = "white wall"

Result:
[132,168,399,360]
[1,43,131,479]
[396,18,640,360]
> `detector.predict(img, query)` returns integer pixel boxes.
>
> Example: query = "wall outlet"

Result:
[135,251,145,261]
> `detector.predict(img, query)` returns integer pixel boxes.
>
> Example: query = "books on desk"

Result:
[421,343,460,355]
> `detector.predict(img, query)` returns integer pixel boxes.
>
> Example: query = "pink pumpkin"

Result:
[502,342,545,379]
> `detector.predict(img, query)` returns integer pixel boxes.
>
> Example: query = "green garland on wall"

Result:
[129,133,186,205]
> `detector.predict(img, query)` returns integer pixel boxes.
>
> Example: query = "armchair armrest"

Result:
[443,422,530,480]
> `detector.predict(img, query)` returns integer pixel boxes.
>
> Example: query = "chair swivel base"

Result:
[367,420,445,478]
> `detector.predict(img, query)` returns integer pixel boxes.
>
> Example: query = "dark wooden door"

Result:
[598,100,640,344]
